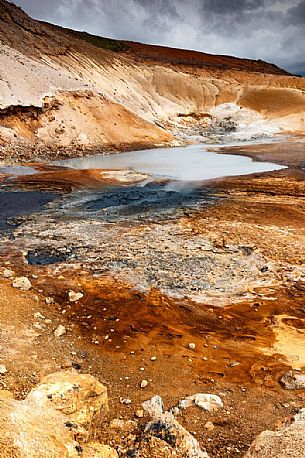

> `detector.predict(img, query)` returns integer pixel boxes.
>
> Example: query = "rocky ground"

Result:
[0,140,305,456]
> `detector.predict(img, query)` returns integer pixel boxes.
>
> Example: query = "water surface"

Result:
[56,144,285,181]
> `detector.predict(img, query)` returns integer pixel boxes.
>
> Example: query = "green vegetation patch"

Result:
[71,30,128,52]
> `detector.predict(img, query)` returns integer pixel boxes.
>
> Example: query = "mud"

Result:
[0,190,58,231]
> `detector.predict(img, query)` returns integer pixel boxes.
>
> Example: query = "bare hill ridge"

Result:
[0,0,305,156]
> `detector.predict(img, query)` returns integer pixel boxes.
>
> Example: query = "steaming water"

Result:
[56,144,285,181]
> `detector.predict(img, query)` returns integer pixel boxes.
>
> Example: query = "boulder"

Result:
[245,408,305,457]
[27,370,108,425]
[0,393,80,457]
[145,411,209,458]
[141,395,209,458]
[0,371,110,458]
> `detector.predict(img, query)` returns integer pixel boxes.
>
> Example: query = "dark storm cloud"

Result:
[14,0,304,74]
[286,0,305,24]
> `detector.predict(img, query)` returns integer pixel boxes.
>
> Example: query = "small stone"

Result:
[34,312,45,320]
[194,394,223,412]
[33,322,44,330]
[229,361,241,367]
[178,393,223,413]
[135,409,144,418]
[45,297,54,305]
[150,356,157,361]
[140,380,148,388]
[0,365,7,375]
[12,276,32,291]
[68,290,84,302]
[110,419,137,431]
[204,421,215,431]
[188,343,196,350]
[3,269,14,278]
[54,325,66,337]
[120,398,132,405]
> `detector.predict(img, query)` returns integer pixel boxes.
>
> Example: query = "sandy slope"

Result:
[0,0,305,154]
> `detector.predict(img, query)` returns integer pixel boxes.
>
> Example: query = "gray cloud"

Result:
[14,0,304,74]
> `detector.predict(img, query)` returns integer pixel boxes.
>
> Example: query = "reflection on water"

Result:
[0,165,37,176]
[57,144,285,181]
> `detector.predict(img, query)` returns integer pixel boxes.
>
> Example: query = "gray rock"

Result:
[142,395,209,457]
[246,408,305,457]
[280,371,305,390]
[145,410,209,457]
[142,395,164,418]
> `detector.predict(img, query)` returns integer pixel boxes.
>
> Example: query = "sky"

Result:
[14,0,305,75]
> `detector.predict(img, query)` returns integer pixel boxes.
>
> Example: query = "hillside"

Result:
[0,0,305,158]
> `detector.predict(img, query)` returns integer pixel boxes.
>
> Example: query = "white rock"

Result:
[45,297,54,305]
[68,290,84,302]
[0,365,7,375]
[12,276,32,291]
[140,380,148,389]
[188,343,196,350]
[142,395,164,418]
[54,325,66,337]
[193,394,223,412]
[179,398,194,409]
[177,393,223,413]
[2,268,14,278]
[34,312,45,320]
